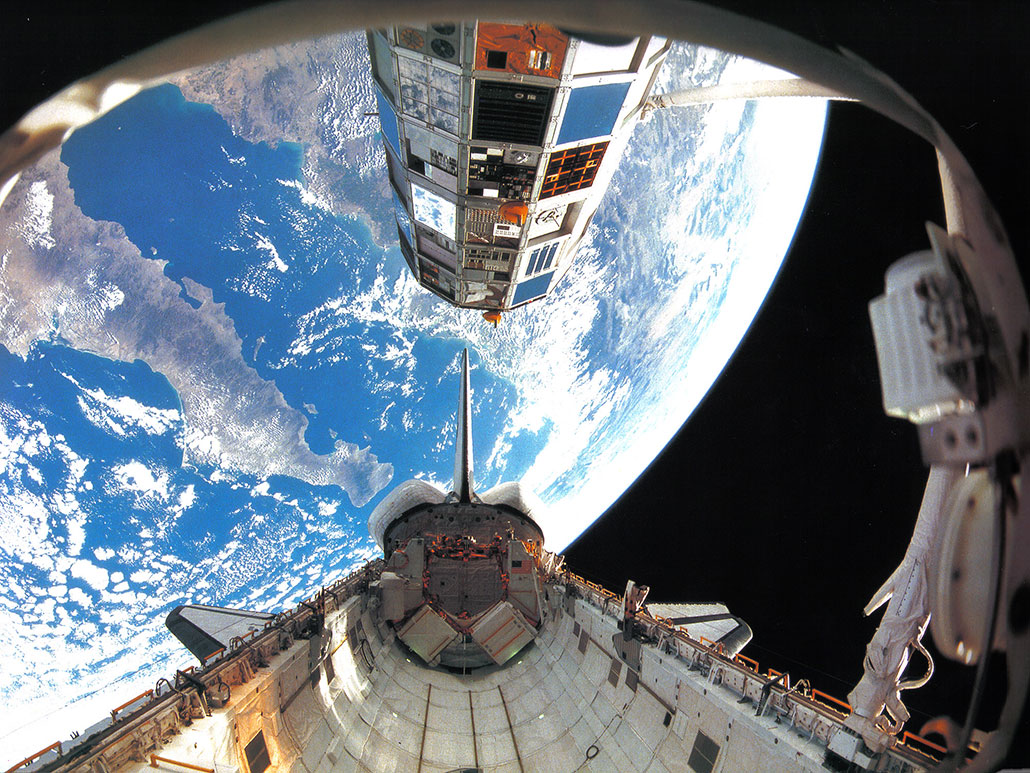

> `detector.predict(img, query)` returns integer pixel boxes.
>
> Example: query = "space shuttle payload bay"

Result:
[14,350,955,773]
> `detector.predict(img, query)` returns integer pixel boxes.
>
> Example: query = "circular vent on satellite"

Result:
[431,38,456,59]
[398,28,424,50]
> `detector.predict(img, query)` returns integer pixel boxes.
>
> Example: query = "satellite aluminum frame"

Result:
[1,2,1026,770]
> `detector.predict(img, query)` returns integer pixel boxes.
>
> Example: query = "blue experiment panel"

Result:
[527,241,560,276]
[376,87,401,155]
[512,272,554,305]
[411,182,456,238]
[556,82,632,145]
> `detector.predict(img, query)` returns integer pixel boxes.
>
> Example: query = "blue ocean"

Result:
[58,83,526,496]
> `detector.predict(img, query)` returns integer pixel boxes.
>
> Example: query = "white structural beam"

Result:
[644,77,855,115]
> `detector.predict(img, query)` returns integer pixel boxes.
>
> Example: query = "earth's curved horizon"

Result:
[0,31,826,764]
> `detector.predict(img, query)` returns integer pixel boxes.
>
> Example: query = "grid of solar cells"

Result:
[397,56,460,135]
[540,141,609,198]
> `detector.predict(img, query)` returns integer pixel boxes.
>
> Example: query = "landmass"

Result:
[172,31,395,246]
[0,153,392,507]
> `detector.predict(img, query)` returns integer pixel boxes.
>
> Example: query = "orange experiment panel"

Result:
[475,23,567,79]
[397,27,426,52]
[540,141,609,199]
[498,201,528,225]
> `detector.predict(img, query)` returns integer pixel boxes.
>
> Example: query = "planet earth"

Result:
[0,29,825,763]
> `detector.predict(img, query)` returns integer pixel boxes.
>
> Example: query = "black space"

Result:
[3,0,1028,767]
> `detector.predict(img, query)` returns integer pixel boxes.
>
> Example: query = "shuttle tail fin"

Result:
[453,349,475,503]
